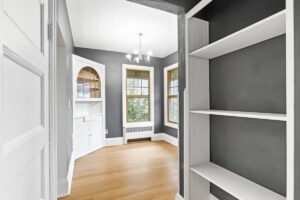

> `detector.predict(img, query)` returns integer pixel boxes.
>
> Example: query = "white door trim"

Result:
[49,0,57,199]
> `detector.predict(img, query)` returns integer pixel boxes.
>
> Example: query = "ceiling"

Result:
[66,0,178,58]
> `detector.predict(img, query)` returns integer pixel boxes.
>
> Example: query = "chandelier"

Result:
[126,33,152,64]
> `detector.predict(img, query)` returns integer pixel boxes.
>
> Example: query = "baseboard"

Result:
[105,137,124,146]
[57,179,68,198]
[73,144,103,159]
[152,133,178,147]
[174,193,218,200]
[209,194,219,200]
[67,154,75,194]
[175,193,184,200]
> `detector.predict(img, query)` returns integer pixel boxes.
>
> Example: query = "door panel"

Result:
[3,55,43,142]
[3,0,42,50]
[0,0,50,199]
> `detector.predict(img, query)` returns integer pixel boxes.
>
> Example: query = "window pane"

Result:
[127,88,134,95]
[142,79,148,87]
[169,87,178,96]
[142,88,149,95]
[128,98,149,122]
[134,88,142,95]
[127,79,134,87]
[133,79,141,87]
[169,97,178,123]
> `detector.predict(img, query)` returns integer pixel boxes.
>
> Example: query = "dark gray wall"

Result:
[161,52,178,138]
[295,0,300,199]
[57,0,74,176]
[196,1,287,199]
[74,48,164,138]
[196,0,285,43]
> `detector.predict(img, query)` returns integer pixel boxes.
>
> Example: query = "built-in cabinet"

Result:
[72,55,106,158]
[185,1,294,200]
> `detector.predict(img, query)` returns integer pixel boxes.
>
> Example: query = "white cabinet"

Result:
[72,55,106,159]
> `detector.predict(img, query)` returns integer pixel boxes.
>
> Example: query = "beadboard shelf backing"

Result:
[190,162,286,200]
[190,10,286,59]
[191,110,287,121]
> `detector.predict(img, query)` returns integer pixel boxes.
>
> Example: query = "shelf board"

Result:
[191,162,285,200]
[190,110,286,121]
[75,98,102,102]
[190,10,286,59]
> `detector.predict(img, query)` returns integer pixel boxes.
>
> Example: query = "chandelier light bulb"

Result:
[134,56,140,63]
[126,54,132,61]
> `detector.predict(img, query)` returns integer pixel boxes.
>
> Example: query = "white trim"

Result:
[152,133,178,147]
[164,63,179,129]
[73,144,103,160]
[186,0,212,19]
[2,125,44,155]
[57,179,68,198]
[57,153,75,198]
[105,137,124,146]
[175,193,184,200]
[175,193,218,200]
[73,54,106,70]
[67,154,75,194]
[286,0,295,199]
[209,194,219,200]
[49,0,57,199]
[184,11,189,200]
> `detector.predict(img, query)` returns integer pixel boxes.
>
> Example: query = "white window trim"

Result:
[122,64,154,128]
[164,63,178,129]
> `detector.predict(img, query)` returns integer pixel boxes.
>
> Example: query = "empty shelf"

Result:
[190,10,286,59]
[191,162,285,200]
[190,110,286,121]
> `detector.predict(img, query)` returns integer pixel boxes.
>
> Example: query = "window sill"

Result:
[164,122,178,129]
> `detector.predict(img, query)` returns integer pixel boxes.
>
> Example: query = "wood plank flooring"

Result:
[59,141,178,200]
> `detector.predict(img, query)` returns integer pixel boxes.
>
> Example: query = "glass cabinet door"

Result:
[77,67,101,98]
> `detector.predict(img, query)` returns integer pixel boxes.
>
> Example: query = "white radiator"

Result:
[123,125,154,143]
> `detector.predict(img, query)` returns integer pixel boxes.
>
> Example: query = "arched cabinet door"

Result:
[77,66,101,99]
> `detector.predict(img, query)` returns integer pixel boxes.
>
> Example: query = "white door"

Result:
[0,0,50,199]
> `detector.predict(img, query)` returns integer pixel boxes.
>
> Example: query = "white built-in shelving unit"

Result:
[72,55,106,159]
[184,0,295,200]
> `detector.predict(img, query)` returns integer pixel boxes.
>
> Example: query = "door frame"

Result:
[49,0,58,199]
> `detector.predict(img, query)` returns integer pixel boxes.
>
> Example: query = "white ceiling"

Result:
[66,0,178,58]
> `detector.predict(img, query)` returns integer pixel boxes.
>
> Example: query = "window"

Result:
[77,67,101,98]
[164,63,178,129]
[122,65,154,127]
[126,69,150,122]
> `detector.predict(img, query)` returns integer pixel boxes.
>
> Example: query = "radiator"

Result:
[123,125,154,143]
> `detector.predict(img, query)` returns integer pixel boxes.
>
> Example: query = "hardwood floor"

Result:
[60,141,178,200]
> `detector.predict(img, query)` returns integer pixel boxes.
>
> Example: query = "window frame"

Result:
[164,63,178,129]
[126,69,150,123]
[122,64,154,128]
